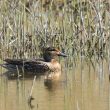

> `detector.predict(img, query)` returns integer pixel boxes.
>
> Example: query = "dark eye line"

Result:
[48,49,56,51]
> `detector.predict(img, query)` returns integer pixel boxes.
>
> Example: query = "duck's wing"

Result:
[4,59,27,65]
[23,61,49,73]
[4,58,44,65]
[3,59,49,73]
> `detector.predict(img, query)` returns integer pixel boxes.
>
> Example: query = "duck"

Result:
[0,47,67,80]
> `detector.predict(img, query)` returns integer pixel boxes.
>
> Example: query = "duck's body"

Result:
[0,47,67,80]
[2,59,49,74]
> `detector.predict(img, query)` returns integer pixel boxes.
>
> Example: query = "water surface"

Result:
[0,58,110,110]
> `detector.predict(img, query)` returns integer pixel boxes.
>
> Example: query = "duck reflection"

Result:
[2,70,61,81]
[44,71,61,91]
[2,70,62,91]
[1,70,63,110]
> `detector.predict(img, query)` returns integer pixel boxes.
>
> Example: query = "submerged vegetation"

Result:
[0,0,110,60]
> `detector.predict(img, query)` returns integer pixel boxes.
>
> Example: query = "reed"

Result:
[0,0,109,61]
[28,75,36,108]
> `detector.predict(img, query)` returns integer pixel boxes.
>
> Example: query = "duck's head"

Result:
[43,47,67,62]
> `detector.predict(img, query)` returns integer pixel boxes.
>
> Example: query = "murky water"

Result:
[0,58,110,110]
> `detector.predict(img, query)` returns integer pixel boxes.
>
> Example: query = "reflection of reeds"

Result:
[0,0,109,60]
[28,75,36,107]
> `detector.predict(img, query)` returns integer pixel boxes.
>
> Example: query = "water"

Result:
[0,58,110,110]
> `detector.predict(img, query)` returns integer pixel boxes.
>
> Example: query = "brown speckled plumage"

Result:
[0,47,67,79]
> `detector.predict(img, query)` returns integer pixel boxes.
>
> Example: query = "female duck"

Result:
[1,47,67,80]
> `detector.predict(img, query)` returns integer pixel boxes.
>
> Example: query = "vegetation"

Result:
[0,0,110,60]
[0,1,110,110]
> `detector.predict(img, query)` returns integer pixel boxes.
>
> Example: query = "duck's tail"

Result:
[0,63,17,71]
[0,64,7,69]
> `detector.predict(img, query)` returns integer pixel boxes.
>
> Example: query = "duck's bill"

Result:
[58,52,67,57]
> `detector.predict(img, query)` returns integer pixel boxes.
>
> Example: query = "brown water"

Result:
[0,58,110,110]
